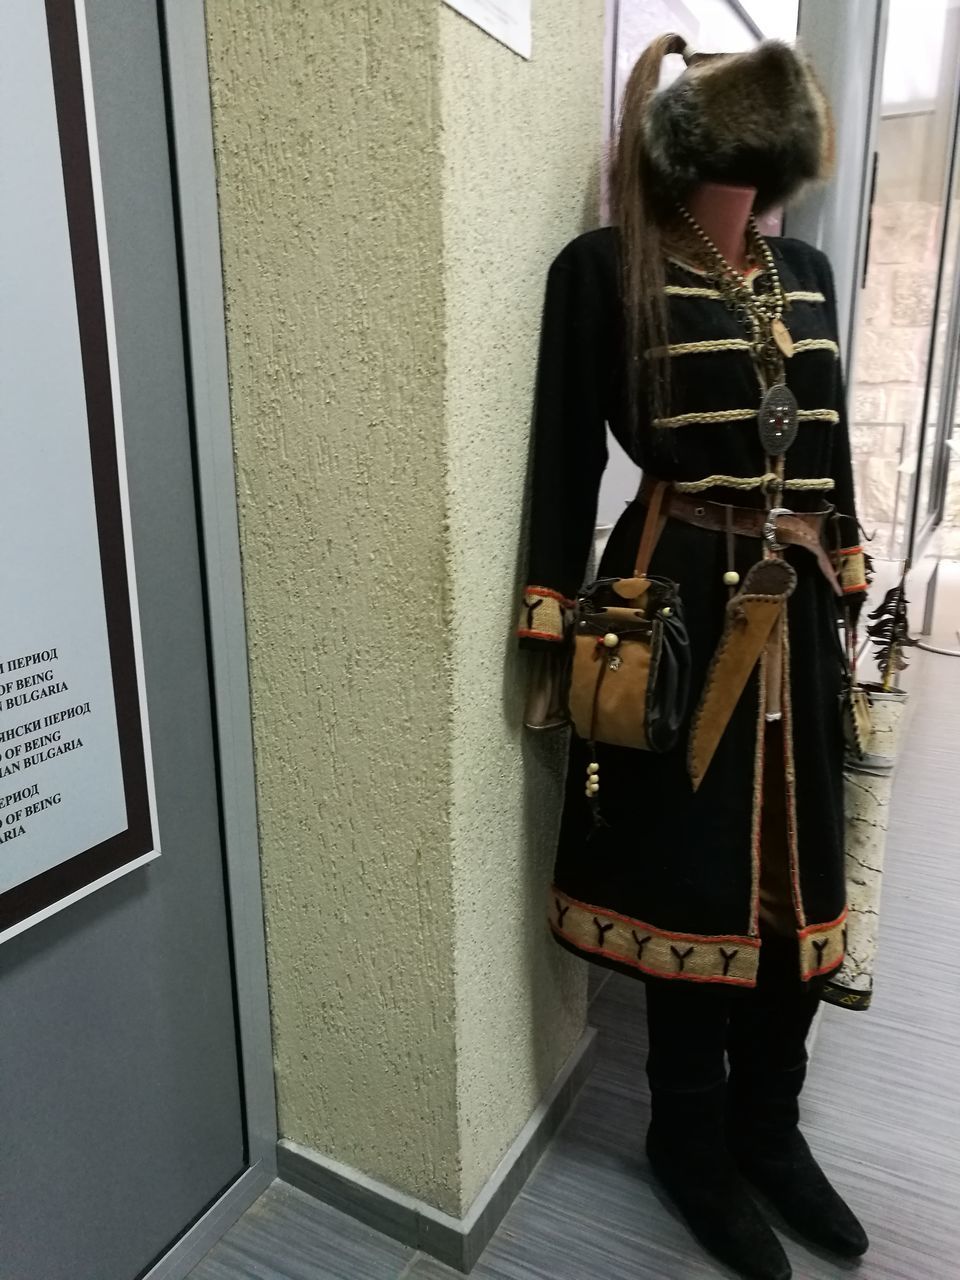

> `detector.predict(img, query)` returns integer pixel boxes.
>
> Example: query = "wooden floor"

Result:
[191,640,960,1280]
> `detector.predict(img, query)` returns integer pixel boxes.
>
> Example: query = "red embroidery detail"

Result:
[517,628,564,642]
[550,888,761,948]
[549,921,757,986]
[524,585,575,608]
[797,907,848,939]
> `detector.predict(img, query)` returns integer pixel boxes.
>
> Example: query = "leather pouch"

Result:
[568,575,690,752]
[565,482,691,755]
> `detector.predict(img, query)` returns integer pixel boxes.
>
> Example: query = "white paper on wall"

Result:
[443,0,532,60]
[0,0,158,943]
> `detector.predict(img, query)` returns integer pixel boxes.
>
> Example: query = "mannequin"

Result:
[682,181,755,271]
[517,36,869,1280]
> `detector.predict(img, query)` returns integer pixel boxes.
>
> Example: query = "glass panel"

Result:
[847,0,960,568]
[735,0,799,41]
[915,161,960,542]
[613,0,779,115]
[942,434,960,559]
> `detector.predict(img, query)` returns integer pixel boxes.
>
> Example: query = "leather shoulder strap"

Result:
[634,479,669,577]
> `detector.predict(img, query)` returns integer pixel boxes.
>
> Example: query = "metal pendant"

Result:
[758,383,799,456]
[771,316,795,358]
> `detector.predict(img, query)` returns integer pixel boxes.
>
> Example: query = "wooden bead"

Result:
[724,570,741,587]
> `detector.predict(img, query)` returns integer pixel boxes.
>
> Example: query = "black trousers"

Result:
[645,929,826,1100]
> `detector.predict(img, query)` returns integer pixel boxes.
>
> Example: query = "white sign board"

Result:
[0,0,157,942]
[443,0,532,59]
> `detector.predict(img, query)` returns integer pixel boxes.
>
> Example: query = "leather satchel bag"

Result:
[566,482,691,755]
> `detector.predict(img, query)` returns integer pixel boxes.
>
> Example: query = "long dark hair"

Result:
[610,33,687,430]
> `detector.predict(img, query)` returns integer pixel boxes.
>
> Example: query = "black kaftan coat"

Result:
[518,228,867,989]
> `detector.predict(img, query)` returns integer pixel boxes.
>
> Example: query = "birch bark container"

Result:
[823,685,909,1010]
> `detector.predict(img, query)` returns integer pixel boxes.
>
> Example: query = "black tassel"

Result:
[866,576,916,689]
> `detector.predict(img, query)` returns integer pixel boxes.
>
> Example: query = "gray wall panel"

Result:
[0,2,246,1276]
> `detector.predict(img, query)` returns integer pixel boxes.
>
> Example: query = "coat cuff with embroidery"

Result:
[834,545,868,597]
[517,585,573,646]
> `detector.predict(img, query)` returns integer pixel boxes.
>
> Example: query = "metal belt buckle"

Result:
[763,506,794,552]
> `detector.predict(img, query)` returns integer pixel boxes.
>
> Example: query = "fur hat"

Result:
[643,41,835,211]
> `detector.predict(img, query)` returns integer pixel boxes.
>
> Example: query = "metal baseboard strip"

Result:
[279,1027,597,1274]
[141,1161,274,1280]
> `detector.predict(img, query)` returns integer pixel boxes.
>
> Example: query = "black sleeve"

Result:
[816,250,868,615]
[516,248,611,648]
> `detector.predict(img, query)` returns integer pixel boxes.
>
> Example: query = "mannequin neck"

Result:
[684,182,757,271]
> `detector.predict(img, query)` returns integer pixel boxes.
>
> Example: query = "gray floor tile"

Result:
[189,1180,414,1280]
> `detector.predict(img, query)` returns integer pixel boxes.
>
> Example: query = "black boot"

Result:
[645,981,792,1280]
[727,934,869,1259]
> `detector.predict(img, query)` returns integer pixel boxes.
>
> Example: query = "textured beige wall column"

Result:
[440,1,605,1209]
[205,2,462,1213]
[207,0,605,1220]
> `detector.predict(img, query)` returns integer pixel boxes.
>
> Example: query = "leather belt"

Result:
[638,476,841,596]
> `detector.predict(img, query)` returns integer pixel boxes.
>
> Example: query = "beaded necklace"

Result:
[674,204,798,463]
